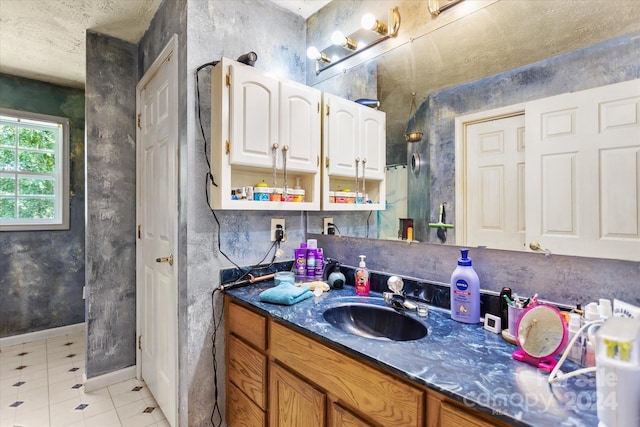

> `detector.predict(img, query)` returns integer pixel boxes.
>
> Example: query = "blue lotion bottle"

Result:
[450,248,480,323]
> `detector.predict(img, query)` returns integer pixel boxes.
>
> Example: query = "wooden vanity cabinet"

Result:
[225,299,510,427]
[226,300,268,427]
[269,321,423,427]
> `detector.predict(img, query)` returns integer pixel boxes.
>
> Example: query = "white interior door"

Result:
[465,115,526,250]
[526,79,640,260]
[136,35,178,426]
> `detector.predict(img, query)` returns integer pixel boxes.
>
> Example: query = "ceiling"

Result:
[0,0,329,89]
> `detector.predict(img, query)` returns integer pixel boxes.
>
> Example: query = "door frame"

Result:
[454,102,525,246]
[135,34,179,422]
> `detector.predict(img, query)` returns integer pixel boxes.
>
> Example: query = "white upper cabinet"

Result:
[279,80,321,173]
[359,105,386,180]
[322,93,386,211]
[324,94,359,177]
[228,62,279,168]
[209,58,321,210]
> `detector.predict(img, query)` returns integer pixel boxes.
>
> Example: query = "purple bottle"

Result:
[294,243,307,277]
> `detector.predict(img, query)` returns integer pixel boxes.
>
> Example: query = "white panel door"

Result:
[466,115,526,250]
[360,106,386,180]
[526,79,640,260]
[229,62,279,167]
[136,37,178,426]
[280,80,321,173]
[324,94,359,177]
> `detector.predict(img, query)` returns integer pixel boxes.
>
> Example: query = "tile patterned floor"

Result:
[0,332,168,427]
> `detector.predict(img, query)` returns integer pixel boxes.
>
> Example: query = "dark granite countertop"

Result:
[225,282,599,427]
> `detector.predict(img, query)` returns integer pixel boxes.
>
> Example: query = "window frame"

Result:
[0,107,70,231]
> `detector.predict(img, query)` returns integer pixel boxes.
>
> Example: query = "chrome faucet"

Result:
[384,276,417,311]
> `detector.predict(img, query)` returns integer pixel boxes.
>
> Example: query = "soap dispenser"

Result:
[450,248,480,323]
[323,258,345,289]
[355,255,370,296]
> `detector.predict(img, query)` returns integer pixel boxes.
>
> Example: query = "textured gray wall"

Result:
[0,74,85,337]
[85,31,138,378]
[185,2,307,424]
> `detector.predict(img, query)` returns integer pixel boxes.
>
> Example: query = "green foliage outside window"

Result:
[0,122,59,221]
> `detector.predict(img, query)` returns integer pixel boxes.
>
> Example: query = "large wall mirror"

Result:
[308,0,640,262]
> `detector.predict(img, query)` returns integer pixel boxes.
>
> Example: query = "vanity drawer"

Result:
[228,334,267,409]
[228,301,267,350]
[227,381,266,427]
[270,321,424,427]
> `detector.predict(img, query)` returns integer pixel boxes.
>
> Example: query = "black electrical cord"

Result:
[366,210,373,238]
[210,287,224,427]
[196,61,219,190]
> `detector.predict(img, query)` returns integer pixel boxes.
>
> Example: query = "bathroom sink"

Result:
[322,303,427,341]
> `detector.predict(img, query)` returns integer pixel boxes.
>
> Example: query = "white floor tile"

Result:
[16,384,51,410]
[49,379,86,405]
[7,404,50,427]
[65,409,121,427]
[110,384,151,408]
[0,332,166,427]
[107,378,145,398]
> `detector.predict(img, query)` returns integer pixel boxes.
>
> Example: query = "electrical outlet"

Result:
[271,218,285,241]
[323,217,334,234]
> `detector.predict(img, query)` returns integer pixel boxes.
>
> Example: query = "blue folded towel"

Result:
[259,283,313,306]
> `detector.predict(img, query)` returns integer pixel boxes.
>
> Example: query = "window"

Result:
[0,108,70,231]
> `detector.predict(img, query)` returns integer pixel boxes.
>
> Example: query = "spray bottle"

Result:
[355,255,370,296]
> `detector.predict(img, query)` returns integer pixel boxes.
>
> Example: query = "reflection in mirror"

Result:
[307,0,640,261]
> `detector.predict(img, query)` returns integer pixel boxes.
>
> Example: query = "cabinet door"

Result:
[330,402,372,427]
[359,105,386,180]
[269,362,326,427]
[280,80,321,173]
[229,62,279,168]
[227,382,266,427]
[325,94,359,178]
[440,402,497,427]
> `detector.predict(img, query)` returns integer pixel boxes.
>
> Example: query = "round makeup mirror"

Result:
[513,304,568,372]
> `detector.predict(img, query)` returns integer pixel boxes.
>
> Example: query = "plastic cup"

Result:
[508,305,525,338]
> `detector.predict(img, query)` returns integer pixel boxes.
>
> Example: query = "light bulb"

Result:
[331,31,347,46]
[361,13,387,35]
[361,13,377,30]
[306,46,321,60]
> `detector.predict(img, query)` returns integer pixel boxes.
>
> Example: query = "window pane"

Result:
[18,198,55,219]
[0,197,15,219]
[0,176,16,195]
[0,125,16,147]
[18,128,56,150]
[18,150,55,173]
[1,148,16,171]
[18,177,54,195]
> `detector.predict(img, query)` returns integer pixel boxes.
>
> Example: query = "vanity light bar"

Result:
[308,8,401,75]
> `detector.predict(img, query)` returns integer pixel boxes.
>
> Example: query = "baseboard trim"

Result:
[83,366,137,392]
[0,323,86,348]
